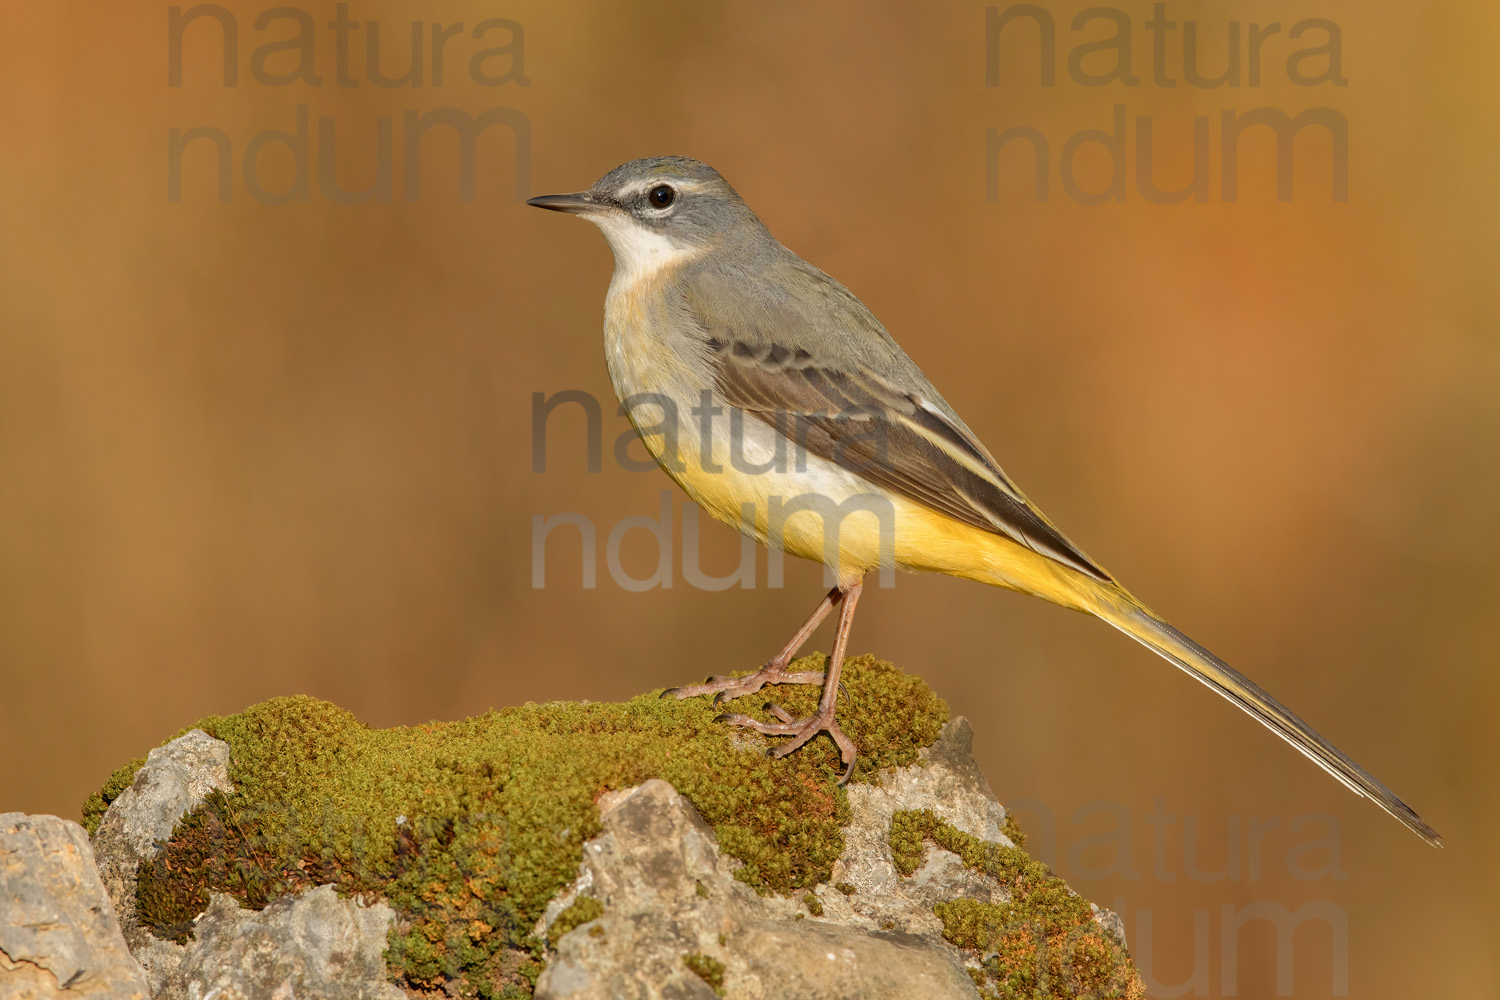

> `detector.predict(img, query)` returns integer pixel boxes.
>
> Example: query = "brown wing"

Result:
[702,335,1112,582]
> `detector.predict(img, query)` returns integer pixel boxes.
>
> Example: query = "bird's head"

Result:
[527,157,768,278]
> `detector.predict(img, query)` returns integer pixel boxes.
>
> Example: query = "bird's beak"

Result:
[526,192,611,215]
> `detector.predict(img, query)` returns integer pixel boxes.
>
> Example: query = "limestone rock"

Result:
[89,731,232,865]
[77,707,1132,998]
[824,716,1125,952]
[89,730,233,995]
[821,716,1022,935]
[0,813,150,999]
[534,718,1129,999]
[85,730,403,1000]
[533,778,979,1000]
[157,886,404,1000]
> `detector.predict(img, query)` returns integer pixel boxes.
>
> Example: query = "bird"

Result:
[527,156,1440,847]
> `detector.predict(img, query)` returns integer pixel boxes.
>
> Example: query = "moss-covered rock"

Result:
[89,654,947,998]
[891,808,1143,1000]
[82,753,146,837]
[548,897,603,941]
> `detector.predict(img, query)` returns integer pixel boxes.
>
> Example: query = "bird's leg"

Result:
[662,585,843,702]
[716,577,863,783]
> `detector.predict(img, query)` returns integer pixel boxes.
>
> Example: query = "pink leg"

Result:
[715,577,865,783]
[663,585,843,702]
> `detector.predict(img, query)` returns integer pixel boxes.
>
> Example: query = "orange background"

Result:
[1,1,1494,995]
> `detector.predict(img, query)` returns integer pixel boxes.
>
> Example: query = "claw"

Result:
[661,663,827,703]
[714,702,861,782]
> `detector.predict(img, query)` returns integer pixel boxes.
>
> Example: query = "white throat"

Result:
[589,215,700,287]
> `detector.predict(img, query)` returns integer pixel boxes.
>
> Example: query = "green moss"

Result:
[549,897,604,941]
[1000,809,1027,850]
[835,881,856,895]
[82,754,147,836]
[888,808,936,877]
[803,891,823,916]
[682,952,726,995]
[102,654,944,998]
[890,809,1142,1000]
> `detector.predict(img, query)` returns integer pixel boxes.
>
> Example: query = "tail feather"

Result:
[1099,603,1441,848]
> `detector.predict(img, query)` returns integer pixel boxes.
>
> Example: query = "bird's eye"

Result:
[648,184,676,208]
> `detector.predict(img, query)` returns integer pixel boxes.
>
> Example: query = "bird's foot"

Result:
[714,702,858,784]
[660,662,825,704]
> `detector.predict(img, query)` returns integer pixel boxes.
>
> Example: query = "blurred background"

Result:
[1,0,1495,995]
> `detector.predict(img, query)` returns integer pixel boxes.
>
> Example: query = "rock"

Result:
[822,716,1023,935]
[83,730,403,1000]
[533,779,979,1000]
[159,886,404,1000]
[534,718,1131,999]
[825,717,1126,953]
[77,688,1137,998]
[90,731,232,859]
[89,730,233,995]
[0,813,150,999]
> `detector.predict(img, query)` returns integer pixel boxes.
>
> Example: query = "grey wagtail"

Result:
[528,156,1440,847]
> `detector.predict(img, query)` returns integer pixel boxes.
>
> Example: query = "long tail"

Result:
[1095,600,1442,847]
